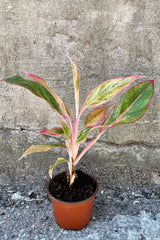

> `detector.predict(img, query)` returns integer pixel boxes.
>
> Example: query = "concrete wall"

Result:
[0,0,160,187]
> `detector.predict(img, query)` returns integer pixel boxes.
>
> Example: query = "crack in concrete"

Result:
[0,128,37,133]
[0,128,159,149]
[86,137,159,149]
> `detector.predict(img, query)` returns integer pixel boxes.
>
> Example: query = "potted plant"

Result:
[1,59,154,230]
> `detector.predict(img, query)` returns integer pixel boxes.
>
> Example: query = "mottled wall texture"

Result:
[0,0,160,187]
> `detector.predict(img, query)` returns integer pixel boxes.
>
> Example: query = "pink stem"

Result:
[73,123,112,166]
[73,115,80,143]
[73,132,102,166]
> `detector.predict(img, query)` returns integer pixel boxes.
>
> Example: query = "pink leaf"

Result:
[84,106,111,128]
[26,72,49,89]
[38,128,64,136]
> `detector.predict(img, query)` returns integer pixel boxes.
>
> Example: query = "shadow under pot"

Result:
[47,170,99,230]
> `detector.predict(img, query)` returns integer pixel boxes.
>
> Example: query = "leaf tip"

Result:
[38,129,44,135]
[68,57,77,69]
[151,79,154,85]
[19,154,24,161]
[68,57,73,63]
[26,71,32,78]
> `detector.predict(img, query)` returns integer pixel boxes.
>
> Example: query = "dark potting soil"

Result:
[48,170,97,202]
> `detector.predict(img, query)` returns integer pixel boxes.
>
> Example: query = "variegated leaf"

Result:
[69,58,80,117]
[81,76,142,111]
[26,72,49,89]
[4,76,63,116]
[38,128,64,136]
[76,127,92,143]
[60,121,71,140]
[27,72,71,118]
[19,144,67,160]
[49,157,68,178]
[76,125,106,143]
[84,106,110,128]
[103,80,154,127]
[64,104,71,118]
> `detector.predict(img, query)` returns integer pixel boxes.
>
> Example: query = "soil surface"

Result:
[48,170,97,202]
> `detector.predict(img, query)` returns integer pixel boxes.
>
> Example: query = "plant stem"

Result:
[73,132,102,166]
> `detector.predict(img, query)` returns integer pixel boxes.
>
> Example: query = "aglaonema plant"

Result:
[1,59,154,186]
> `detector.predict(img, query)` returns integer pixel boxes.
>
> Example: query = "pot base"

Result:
[47,171,98,230]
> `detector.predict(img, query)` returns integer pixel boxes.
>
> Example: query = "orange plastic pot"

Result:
[47,172,98,230]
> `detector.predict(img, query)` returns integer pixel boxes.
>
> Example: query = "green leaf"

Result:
[69,58,80,117]
[49,157,68,178]
[76,125,107,143]
[84,106,110,128]
[60,122,71,140]
[4,76,63,116]
[77,127,92,143]
[19,144,67,160]
[81,76,142,111]
[64,104,71,118]
[103,80,154,127]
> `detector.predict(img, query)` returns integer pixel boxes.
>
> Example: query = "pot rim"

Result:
[47,171,99,205]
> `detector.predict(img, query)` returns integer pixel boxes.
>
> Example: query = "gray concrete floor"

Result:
[0,182,160,240]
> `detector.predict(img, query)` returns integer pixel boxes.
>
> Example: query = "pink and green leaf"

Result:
[49,157,68,178]
[26,72,49,89]
[103,80,154,127]
[27,72,71,118]
[81,76,142,112]
[60,121,71,140]
[38,128,64,136]
[64,104,71,118]
[69,58,80,117]
[19,144,67,160]
[4,76,63,116]
[76,127,92,143]
[76,125,106,143]
[84,106,110,128]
